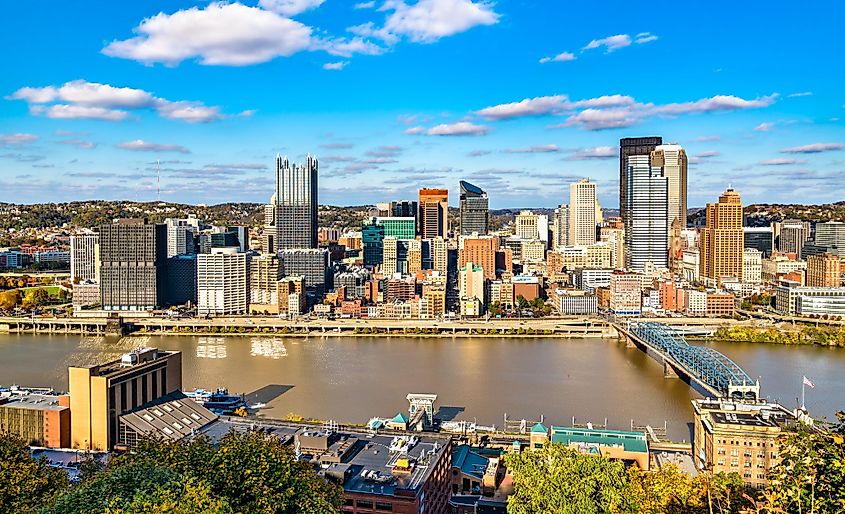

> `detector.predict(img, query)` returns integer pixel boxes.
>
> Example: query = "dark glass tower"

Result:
[619,137,662,220]
[275,154,318,250]
[459,180,489,236]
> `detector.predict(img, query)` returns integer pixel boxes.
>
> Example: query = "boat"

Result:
[185,388,247,415]
[249,402,267,410]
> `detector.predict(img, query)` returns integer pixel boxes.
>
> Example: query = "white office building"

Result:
[70,233,99,282]
[569,179,598,246]
[197,248,248,315]
[624,155,668,271]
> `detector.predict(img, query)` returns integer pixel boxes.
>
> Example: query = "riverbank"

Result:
[711,324,845,347]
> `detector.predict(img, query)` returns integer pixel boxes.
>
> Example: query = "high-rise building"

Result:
[459,180,489,236]
[806,253,841,287]
[623,156,668,271]
[249,253,281,308]
[197,248,248,315]
[458,234,498,280]
[459,261,485,306]
[620,137,662,219]
[382,236,410,276]
[279,248,331,293]
[164,217,199,257]
[418,188,448,239]
[430,236,448,275]
[514,210,540,240]
[98,219,166,311]
[569,179,598,246]
[744,227,774,257]
[701,187,744,283]
[262,198,276,253]
[743,248,763,285]
[374,217,416,239]
[275,154,318,250]
[775,219,810,255]
[164,254,197,306]
[814,221,845,249]
[70,233,99,282]
[552,205,569,249]
[650,144,688,232]
[361,222,385,267]
[391,200,418,219]
[600,223,625,270]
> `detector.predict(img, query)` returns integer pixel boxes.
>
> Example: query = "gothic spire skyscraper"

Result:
[275,153,318,250]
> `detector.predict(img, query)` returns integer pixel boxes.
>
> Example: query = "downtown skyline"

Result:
[1,0,844,207]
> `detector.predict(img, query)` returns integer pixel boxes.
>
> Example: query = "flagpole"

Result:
[801,377,806,410]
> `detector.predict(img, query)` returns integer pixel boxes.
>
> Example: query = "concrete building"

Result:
[574,268,613,292]
[776,280,845,316]
[744,227,774,257]
[556,289,598,315]
[430,236,448,275]
[72,281,101,309]
[418,188,448,239]
[279,248,331,293]
[520,239,545,263]
[514,210,540,241]
[775,219,811,255]
[275,154,318,250]
[600,224,625,270]
[701,187,744,284]
[692,398,806,488]
[806,253,841,287]
[814,221,845,250]
[278,276,306,317]
[459,261,485,308]
[70,233,99,282]
[458,235,498,280]
[552,205,569,249]
[98,219,167,311]
[164,216,199,257]
[569,179,598,246]
[762,254,806,283]
[609,272,642,316]
[651,143,688,238]
[69,347,182,450]
[459,180,489,236]
[197,248,248,316]
[0,391,70,448]
[619,136,663,223]
[249,253,281,311]
[382,237,409,276]
[623,155,668,271]
[743,248,763,285]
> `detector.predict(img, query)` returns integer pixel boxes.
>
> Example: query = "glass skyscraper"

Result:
[275,154,318,250]
[459,180,489,235]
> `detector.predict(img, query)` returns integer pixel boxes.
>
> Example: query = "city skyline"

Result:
[1,1,844,207]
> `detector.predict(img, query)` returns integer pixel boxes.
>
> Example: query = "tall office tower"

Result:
[458,234,498,280]
[418,188,449,239]
[249,253,281,307]
[70,233,99,282]
[600,224,625,269]
[163,254,197,307]
[569,179,598,246]
[279,248,331,293]
[374,217,416,239]
[164,216,199,257]
[620,137,662,220]
[197,248,248,315]
[744,227,774,257]
[262,197,276,253]
[775,219,811,255]
[514,211,540,240]
[275,154,318,250]
[98,219,166,311]
[407,239,423,274]
[382,237,409,276]
[227,226,249,253]
[700,187,744,283]
[391,200,418,219]
[459,261,485,304]
[743,248,763,284]
[431,236,448,275]
[806,253,841,287]
[459,180,489,236]
[537,214,549,248]
[651,144,688,231]
[815,221,845,249]
[552,205,569,249]
[362,222,386,267]
[623,155,668,271]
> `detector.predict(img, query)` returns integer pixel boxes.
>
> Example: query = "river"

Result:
[1,333,842,441]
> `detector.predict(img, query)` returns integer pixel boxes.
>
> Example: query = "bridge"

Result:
[617,321,759,400]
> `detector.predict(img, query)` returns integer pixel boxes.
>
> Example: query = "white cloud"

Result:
[258,0,325,16]
[320,36,385,57]
[652,94,778,115]
[0,133,39,147]
[583,34,632,52]
[569,94,636,109]
[787,91,813,98]
[56,138,97,150]
[759,158,802,166]
[634,32,658,44]
[754,122,774,132]
[556,107,641,130]
[10,80,230,123]
[688,150,720,164]
[539,52,575,64]
[116,139,191,154]
[102,3,313,66]
[323,61,349,70]
[781,143,845,154]
[426,121,489,136]
[475,95,568,120]
[566,146,617,160]
[381,0,499,43]
[404,126,426,135]
[504,144,560,153]
[695,135,721,142]
[355,1,376,8]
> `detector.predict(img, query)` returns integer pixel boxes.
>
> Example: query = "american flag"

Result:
[803,376,816,389]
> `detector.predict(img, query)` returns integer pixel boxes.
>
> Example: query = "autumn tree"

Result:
[0,289,21,310]
[0,433,69,513]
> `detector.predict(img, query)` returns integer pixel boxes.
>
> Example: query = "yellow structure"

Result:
[700,187,744,284]
[69,347,182,450]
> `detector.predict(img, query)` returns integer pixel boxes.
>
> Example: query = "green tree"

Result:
[0,289,21,310]
[21,288,49,310]
[516,295,529,309]
[488,301,502,317]
[625,465,750,514]
[0,433,69,513]
[505,443,631,514]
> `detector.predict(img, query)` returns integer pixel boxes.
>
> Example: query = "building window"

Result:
[376,502,393,511]
[356,500,373,509]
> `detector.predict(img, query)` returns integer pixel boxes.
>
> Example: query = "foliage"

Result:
[624,465,750,514]
[0,433,69,513]
[21,287,50,310]
[714,325,845,347]
[0,288,21,310]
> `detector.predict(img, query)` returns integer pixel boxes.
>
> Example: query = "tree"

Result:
[516,295,530,309]
[488,301,502,317]
[505,443,631,514]
[21,288,49,310]
[0,433,69,513]
[0,289,21,310]
[625,465,750,514]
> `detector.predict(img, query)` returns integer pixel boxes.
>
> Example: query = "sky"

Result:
[1,0,843,209]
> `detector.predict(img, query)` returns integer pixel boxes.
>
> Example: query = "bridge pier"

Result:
[663,360,679,379]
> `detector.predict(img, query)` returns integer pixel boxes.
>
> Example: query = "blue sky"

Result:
[1,0,843,208]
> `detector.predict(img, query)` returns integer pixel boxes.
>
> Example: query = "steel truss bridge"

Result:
[624,321,759,399]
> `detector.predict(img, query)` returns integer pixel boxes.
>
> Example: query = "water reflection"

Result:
[196,337,227,359]
[250,338,288,359]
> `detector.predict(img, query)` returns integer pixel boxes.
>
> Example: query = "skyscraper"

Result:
[569,179,598,246]
[70,233,99,282]
[775,219,810,255]
[98,219,166,311]
[552,205,569,249]
[418,188,448,239]
[700,187,744,283]
[651,144,688,232]
[458,234,498,280]
[164,216,199,257]
[814,221,845,249]
[623,155,668,271]
[620,137,662,219]
[459,180,489,235]
[197,248,248,315]
[275,154,318,250]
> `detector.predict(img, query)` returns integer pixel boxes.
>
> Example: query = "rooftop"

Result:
[550,426,649,454]
[0,392,68,412]
[119,392,218,441]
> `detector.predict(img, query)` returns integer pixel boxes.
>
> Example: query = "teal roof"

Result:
[530,422,548,434]
[550,426,648,454]
[452,444,489,479]
[390,412,409,424]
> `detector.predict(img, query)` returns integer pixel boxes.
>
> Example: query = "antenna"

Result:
[156,159,161,202]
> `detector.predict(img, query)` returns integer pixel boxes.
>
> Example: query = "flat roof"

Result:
[550,426,648,454]
[0,392,67,412]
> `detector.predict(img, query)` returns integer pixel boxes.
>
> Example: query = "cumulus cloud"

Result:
[426,121,489,136]
[258,0,325,16]
[565,146,617,160]
[0,133,39,147]
[102,3,313,66]
[404,126,426,135]
[780,143,845,154]
[476,95,568,120]
[381,0,499,43]
[9,79,230,123]
[583,34,632,52]
[651,94,778,115]
[754,122,775,132]
[634,32,658,44]
[504,144,561,153]
[323,61,349,70]
[539,52,575,64]
[115,139,191,154]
